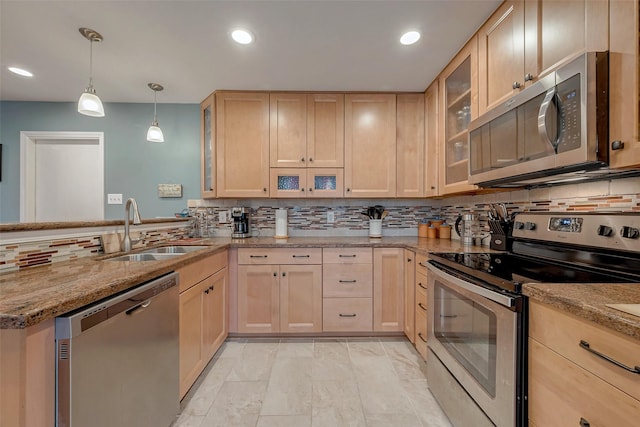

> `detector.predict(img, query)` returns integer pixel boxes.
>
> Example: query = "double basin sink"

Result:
[105,245,209,262]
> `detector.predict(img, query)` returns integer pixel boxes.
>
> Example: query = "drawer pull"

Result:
[579,418,590,427]
[339,254,357,258]
[418,262,428,268]
[417,282,427,290]
[440,314,458,318]
[579,340,640,374]
[292,255,310,258]
[339,280,357,283]
[250,255,267,258]
[418,302,427,311]
[418,332,427,343]
[339,313,357,318]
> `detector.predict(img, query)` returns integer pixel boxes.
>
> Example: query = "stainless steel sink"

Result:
[141,245,209,254]
[104,253,183,262]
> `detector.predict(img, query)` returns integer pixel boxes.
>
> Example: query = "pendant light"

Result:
[77,28,105,117]
[147,83,165,142]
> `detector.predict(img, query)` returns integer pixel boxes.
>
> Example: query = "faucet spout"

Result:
[123,198,142,252]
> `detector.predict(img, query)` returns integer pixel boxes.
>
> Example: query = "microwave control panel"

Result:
[556,74,581,153]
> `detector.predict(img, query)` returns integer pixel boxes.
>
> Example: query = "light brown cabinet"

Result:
[322,248,373,332]
[425,82,439,197]
[216,92,270,197]
[237,248,322,333]
[478,0,609,116]
[270,93,307,168]
[528,300,640,426]
[438,37,479,195]
[609,0,640,168]
[373,247,404,332]
[345,94,397,198]
[403,249,416,343]
[178,252,228,398]
[396,94,425,197]
[200,93,216,198]
[414,253,429,359]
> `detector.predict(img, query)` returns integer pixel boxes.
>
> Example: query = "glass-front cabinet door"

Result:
[307,168,343,198]
[439,37,478,195]
[200,93,215,198]
[270,168,343,198]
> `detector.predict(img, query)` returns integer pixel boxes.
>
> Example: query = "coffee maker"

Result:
[231,207,251,238]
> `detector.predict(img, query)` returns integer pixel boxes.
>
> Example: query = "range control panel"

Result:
[512,212,640,252]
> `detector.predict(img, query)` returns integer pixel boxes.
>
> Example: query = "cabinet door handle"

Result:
[301,157,305,162]
[418,332,427,343]
[407,258,412,262]
[339,280,357,283]
[512,81,521,89]
[579,418,590,427]
[339,254,356,258]
[204,289,210,294]
[309,157,313,162]
[524,73,534,82]
[308,188,313,192]
[611,140,625,150]
[339,313,356,318]
[579,340,640,374]
[301,188,305,192]
[282,272,286,277]
[209,285,214,291]
[418,262,429,268]
[418,302,427,311]
[250,255,267,258]
[440,314,458,318]
[273,272,277,277]
[263,188,267,192]
[418,282,427,290]
[292,255,310,258]
[346,188,351,192]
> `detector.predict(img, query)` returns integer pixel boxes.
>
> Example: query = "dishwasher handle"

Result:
[56,272,178,338]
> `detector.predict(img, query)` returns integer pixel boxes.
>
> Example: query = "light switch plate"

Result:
[107,194,123,204]
[327,211,335,223]
[219,210,229,223]
[158,184,182,198]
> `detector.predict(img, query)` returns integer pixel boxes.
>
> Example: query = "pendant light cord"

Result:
[153,90,158,122]
[88,39,94,87]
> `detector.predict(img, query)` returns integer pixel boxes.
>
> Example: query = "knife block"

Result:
[488,220,512,251]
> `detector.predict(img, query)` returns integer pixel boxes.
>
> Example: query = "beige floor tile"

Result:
[241,340,279,357]
[171,413,204,427]
[312,380,366,427]
[350,354,397,383]
[277,340,314,358]
[365,413,423,427]
[400,380,452,427]
[201,381,267,426]
[347,340,386,357]
[217,340,246,358]
[260,357,313,416]
[381,340,428,380]
[226,352,276,381]
[256,415,312,427]
[312,340,354,381]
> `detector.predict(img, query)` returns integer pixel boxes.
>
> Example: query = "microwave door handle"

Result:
[538,87,559,153]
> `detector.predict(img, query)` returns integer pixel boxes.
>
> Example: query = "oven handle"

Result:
[427,262,518,309]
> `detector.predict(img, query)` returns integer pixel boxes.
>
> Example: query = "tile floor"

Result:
[173,338,452,427]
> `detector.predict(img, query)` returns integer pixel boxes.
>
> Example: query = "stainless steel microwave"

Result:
[468,52,638,187]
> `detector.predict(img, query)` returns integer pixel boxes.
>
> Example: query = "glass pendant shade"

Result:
[147,121,164,142]
[78,87,105,117]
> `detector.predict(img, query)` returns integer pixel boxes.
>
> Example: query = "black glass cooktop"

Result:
[429,251,640,294]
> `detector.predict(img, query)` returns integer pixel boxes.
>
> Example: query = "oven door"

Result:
[427,262,521,427]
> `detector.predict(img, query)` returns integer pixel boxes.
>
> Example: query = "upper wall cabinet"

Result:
[396,94,425,198]
[270,93,344,168]
[216,92,270,198]
[345,94,397,198]
[609,0,640,168]
[478,0,609,116]
[200,94,215,198]
[424,82,439,197]
[438,37,479,195]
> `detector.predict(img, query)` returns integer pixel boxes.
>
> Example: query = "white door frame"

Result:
[20,131,105,222]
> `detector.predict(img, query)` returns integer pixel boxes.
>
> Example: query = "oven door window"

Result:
[433,280,497,396]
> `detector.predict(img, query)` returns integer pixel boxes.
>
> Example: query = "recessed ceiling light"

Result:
[400,31,421,46]
[8,66,33,77]
[231,29,254,45]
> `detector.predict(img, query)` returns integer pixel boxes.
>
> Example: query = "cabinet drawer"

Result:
[323,298,372,332]
[323,264,372,298]
[529,338,640,427]
[323,248,372,264]
[415,283,427,314]
[530,301,640,401]
[238,248,322,265]
[415,307,428,360]
[177,251,227,293]
[415,253,429,275]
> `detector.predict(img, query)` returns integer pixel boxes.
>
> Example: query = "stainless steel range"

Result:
[427,212,640,427]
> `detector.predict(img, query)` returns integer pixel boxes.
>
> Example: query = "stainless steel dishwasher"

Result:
[55,272,179,427]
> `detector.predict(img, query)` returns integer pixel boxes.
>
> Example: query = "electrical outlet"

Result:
[107,194,123,204]
[219,210,229,223]
[327,211,335,224]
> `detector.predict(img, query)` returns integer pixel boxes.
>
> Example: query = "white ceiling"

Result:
[0,0,501,104]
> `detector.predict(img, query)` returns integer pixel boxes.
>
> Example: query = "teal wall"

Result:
[0,101,200,223]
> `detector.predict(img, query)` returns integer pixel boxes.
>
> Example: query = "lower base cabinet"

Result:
[179,252,228,399]
[373,247,405,332]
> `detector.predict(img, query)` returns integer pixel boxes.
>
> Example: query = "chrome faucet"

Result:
[123,198,142,252]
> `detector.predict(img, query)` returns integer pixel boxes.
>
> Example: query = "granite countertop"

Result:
[2,236,639,341]
[0,217,189,232]
[523,283,640,341]
[0,236,469,329]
